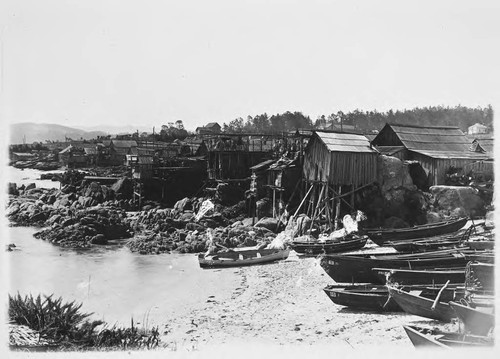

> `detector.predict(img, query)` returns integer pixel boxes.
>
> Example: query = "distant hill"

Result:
[9,122,108,144]
[73,124,154,135]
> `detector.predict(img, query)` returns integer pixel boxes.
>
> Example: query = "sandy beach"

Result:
[159,252,457,350]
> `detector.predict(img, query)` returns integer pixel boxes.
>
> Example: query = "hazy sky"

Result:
[1,0,499,131]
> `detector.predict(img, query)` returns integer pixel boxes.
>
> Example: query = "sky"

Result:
[1,0,500,132]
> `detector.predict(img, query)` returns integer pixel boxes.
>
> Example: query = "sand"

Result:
[158,251,457,350]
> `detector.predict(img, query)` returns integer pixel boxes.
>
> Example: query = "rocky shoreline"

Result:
[7,165,493,254]
[7,170,281,253]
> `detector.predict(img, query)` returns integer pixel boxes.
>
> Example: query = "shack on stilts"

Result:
[301,131,378,230]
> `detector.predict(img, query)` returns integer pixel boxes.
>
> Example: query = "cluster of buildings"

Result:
[10,121,494,211]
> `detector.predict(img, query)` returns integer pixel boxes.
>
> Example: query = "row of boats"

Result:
[197,216,495,348]
[319,217,495,349]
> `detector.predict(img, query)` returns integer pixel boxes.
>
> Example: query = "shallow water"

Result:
[7,227,240,327]
[6,167,240,328]
[7,167,63,189]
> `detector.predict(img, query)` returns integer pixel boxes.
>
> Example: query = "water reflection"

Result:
[8,227,239,327]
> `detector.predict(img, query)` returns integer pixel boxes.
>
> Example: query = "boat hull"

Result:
[198,248,290,268]
[320,254,469,283]
[323,284,401,312]
[387,286,456,322]
[449,301,495,336]
[363,217,468,245]
[291,237,367,255]
[373,267,465,285]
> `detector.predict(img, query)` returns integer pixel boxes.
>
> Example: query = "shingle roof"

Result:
[111,140,138,148]
[375,146,405,156]
[205,122,221,128]
[315,131,376,153]
[382,124,490,159]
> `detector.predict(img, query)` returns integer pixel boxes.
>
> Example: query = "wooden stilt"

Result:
[334,185,342,230]
[292,182,314,218]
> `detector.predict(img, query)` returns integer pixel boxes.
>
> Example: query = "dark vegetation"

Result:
[223,105,493,133]
[9,293,160,350]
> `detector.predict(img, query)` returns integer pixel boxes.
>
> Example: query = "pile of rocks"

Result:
[34,206,131,248]
[124,197,275,254]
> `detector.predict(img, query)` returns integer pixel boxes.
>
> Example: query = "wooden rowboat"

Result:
[387,285,457,322]
[324,284,462,313]
[403,325,494,348]
[320,252,471,284]
[372,267,465,286]
[448,301,495,336]
[468,261,495,290]
[323,284,402,312]
[291,236,367,255]
[361,217,468,245]
[198,247,290,268]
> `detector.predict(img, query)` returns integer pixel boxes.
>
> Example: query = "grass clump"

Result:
[9,293,159,350]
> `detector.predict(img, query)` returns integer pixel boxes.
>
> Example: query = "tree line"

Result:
[222,105,494,134]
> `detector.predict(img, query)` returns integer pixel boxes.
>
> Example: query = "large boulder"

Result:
[430,186,485,217]
[8,183,19,196]
[111,177,133,199]
[254,217,279,233]
[377,155,415,192]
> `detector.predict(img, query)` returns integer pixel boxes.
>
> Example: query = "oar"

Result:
[431,280,450,311]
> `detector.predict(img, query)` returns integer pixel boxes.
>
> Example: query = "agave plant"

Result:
[8,293,92,342]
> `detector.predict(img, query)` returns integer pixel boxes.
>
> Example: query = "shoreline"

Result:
[158,252,454,350]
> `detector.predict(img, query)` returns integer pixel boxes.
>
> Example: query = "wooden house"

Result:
[131,155,154,180]
[206,134,276,180]
[468,123,489,135]
[371,123,491,185]
[196,122,221,135]
[301,131,379,229]
[59,145,88,168]
[109,140,138,165]
[303,131,378,186]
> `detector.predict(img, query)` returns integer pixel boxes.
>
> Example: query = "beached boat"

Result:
[198,247,290,268]
[373,267,465,286]
[320,251,471,283]
[324,284,462,312]
[323,284,402,312]
[361,217,468,245]
[403,325,494,348]
[468,261,494,290]
[291,236,367,255]
[449,301,495,336]
[387,285,457,322]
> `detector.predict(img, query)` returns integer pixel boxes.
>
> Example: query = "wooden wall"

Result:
[303,137,378,186]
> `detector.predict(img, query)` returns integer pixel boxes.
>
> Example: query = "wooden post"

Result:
[334,185,342,230]
[351,184,355,209]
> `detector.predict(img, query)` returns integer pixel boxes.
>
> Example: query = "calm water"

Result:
[7,167,63,189]
[6,167,240,327]
[7,227,239,327]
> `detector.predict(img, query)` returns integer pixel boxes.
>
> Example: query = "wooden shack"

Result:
[371,123,491,185]
[206,134,276,181]
[301,131,378,229]
[109,140,138,165]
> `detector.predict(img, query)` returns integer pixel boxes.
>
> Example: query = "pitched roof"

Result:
[111,140,138,148]
[59,145,73,154]
[378,123,490,159]
[205,122,221,128]
[314,131,376,153]
[84,147,98,155]
[375,146,406,156]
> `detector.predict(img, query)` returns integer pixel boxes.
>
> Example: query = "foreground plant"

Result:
[8,293,159,350]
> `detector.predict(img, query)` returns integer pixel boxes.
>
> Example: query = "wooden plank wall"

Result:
[303,138,378,186]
